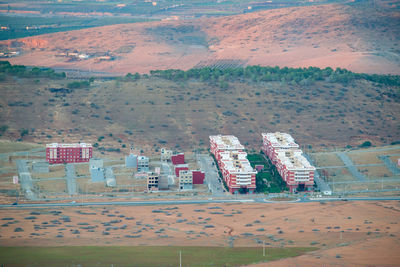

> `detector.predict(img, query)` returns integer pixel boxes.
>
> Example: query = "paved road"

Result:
[327,178,400,185]
[16,159,36,200]
[336,152,366,181]
[65,164,77,195]
[316,163,384,169]
[303,154,332,194]
[2,196,400,209]
[379,155,400,176]
[197,154,225,195]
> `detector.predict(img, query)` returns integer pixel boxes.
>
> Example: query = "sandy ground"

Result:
[2,3,399,74]
[0,201,399,266]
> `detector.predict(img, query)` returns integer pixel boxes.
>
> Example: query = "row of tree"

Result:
[0,61,65,79]
[149,66,400,86]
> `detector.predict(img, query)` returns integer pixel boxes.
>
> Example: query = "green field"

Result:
[0,246,316,266]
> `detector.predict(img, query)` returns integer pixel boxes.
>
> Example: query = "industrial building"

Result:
[262,132,315,193]
[46,143,92,164]
[209,135,257,194]
[179,170,193,190]
[147,172,159,191]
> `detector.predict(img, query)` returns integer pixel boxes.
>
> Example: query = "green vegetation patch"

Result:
[247,153,288,193]
[0,246,317,267]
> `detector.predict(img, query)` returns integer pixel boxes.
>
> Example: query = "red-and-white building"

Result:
[210,135,244,162]
[261,133,315,193]
[46,143,92,164]
[261,132,299,164]
[209,135,256,194]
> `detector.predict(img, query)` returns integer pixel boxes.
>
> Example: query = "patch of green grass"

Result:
[0,246,317,267]
[0,140,42,153]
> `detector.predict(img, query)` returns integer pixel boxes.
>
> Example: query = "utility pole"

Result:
[263,240,265,257]
[179,250,182,267]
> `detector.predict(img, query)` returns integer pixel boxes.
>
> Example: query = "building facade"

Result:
[209,135,257,194]
[46,143,92,164]
[137,156,149,173]
[219,151,257,194]
[179,170,193,190]
[147,172,159,191]
[261,132,315,193]
[261,132,299,164]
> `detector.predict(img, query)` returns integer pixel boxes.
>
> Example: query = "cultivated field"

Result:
[2,1,399,74]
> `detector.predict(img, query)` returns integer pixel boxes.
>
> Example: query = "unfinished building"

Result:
[179,170,193,191]
[147,172,159,191]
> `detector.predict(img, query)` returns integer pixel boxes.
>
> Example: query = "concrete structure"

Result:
[89,158,105,182]
[174,164,189,177]
[192,170,205,184]
[219,151,257,194]
[179,170,193,190]
[89,158,103,169]
[158,175,169,190]
[105,167,116,187]
[171,153,185,165]
[32,161,49,173]
[147,172,159,191]
[46,143,92,164]
[137,156,149,173]
[160,148,172,162]
[125,154,138,168]
[209,135,256,194]
[262,132,315,193]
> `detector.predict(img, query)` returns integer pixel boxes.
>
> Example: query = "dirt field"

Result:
[0,201,399,266]
[1,2,399,75]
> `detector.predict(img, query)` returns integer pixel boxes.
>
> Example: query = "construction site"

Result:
[0,135,399,203]
[1,143,209,203]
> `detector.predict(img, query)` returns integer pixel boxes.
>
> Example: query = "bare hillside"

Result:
[0,75,398,152]
[1,1,399,74]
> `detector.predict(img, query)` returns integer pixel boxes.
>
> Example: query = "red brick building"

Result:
[261,133,315,193]
[209,135,256,194]
[192,170,205,184]
[171,153,185,165]
[46,143,92,164]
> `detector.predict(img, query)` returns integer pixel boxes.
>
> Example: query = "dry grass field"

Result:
[1,201,400,266]
[0,75,398,153]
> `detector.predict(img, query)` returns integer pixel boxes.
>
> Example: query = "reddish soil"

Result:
[1,200,399,266]
[2,2,399,74]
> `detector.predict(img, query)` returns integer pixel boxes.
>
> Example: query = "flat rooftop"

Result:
[209,135,244,150]
[46,143,92,148]
[276,149,315,171]
[220,151,256,174]
[262,132,299,149]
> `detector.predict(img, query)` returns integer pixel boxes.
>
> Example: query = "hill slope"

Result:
[1,1,399,74]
